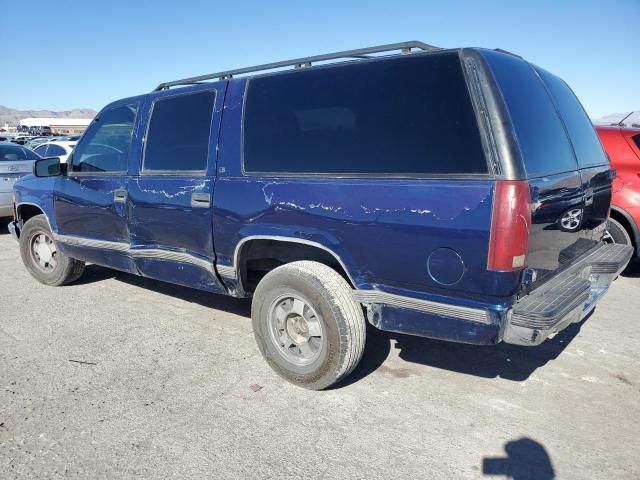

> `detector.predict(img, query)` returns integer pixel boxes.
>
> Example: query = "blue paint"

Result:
[372,305,502,346]
[11,48,614,346]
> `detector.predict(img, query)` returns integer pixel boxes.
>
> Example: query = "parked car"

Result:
[25,137,51,150]
[10,136,34,145]
[596,125,640,257]
[0,143,40,218]
[27,126,52,136]
[8,42,633,389]
[32,141,76,163]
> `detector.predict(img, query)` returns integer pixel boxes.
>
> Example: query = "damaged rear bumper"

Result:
[503,243,634,346]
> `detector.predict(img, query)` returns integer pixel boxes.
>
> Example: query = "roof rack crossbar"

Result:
[153,40,439,91]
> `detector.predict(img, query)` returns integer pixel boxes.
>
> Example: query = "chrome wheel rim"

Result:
[30,232,57,271]
[560,208,582,231]
[603,230,615,244]
[268,294,325,366]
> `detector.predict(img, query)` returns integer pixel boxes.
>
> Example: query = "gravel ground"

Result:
[1,218,639,479]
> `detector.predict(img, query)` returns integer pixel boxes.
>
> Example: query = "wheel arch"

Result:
[229,236,357,295]
[16,202,55,231]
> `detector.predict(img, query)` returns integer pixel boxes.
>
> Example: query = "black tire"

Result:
[606,218,633,247]
[251,261,366,390]
[19,215,85,286]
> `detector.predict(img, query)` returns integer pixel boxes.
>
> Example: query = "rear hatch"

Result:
[481,51,611,287]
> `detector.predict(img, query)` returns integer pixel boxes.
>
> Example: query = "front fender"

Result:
[13,175,58,231]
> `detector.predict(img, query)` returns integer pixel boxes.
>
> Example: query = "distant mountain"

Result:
[0,105,97,126]
[592,111,640,127]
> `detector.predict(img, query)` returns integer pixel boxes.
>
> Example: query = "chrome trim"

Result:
[224,235,357,286]
[130,248,214,274]
[216,264,236,278]
[352,290,491,325]
[54,233,129,252]
[52,234,215,274]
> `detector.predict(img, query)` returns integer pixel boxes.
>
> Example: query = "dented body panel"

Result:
[10,46,631,349]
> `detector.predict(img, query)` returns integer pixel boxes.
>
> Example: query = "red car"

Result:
[596,125,640,257]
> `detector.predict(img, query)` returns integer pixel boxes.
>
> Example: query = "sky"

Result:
[0,0,638,119]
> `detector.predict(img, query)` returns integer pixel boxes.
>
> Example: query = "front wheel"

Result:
[251,261,366,390]
[19,215,85,286]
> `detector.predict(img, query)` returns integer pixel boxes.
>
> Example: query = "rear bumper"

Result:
[503,243,634,346]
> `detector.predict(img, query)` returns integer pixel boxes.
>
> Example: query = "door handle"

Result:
[114,189,127,203]
[191,193,211,208]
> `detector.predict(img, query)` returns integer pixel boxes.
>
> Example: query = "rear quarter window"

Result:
[535,67,607,168]
[243,52,488,176]
[633,134,640,150]
[481,51,577,178]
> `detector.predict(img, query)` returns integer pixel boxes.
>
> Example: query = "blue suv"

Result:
[8,42,633,389]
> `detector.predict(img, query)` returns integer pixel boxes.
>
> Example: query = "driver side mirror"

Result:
[34,157,65,177]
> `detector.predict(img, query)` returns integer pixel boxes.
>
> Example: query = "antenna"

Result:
[617,111,634,126]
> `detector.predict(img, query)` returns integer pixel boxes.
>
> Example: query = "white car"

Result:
[32,141,76,163]
[1,143,40,217]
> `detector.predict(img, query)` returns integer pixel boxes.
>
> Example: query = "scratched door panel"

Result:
[126,84,226,293]
[212,177,521,302]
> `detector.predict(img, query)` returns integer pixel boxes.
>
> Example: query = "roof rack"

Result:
[153,40,440,91]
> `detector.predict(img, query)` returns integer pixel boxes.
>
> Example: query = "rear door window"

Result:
[535,67,607,169]
[481,50,578,177]
[143,90,216,173]
[243,52,488,176]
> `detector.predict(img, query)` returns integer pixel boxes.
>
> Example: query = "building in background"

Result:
[19,117,93,134]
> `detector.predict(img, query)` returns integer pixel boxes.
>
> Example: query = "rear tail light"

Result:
[487,180,532,272]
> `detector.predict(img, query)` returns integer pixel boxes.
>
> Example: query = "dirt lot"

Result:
[1,218,639,479]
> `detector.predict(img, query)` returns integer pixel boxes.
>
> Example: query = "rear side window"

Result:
[34,145,48,157]
[243,52,487,175]
[47,144,67,157]
[633,134,640,150]
[535,67,607,168]
[143,91,215,172]
[482,51,577,177]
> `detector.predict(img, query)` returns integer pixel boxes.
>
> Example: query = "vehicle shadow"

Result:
[339,311,589,387]
[75,264,587,386]
[482,437,555,479]
[621,259,640,278]
[75,264,251,318]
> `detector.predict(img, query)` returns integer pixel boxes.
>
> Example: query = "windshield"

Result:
[0,144,40,161]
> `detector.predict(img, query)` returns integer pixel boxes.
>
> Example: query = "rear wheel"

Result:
[19,215,85,286]
[251,261,366,390]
